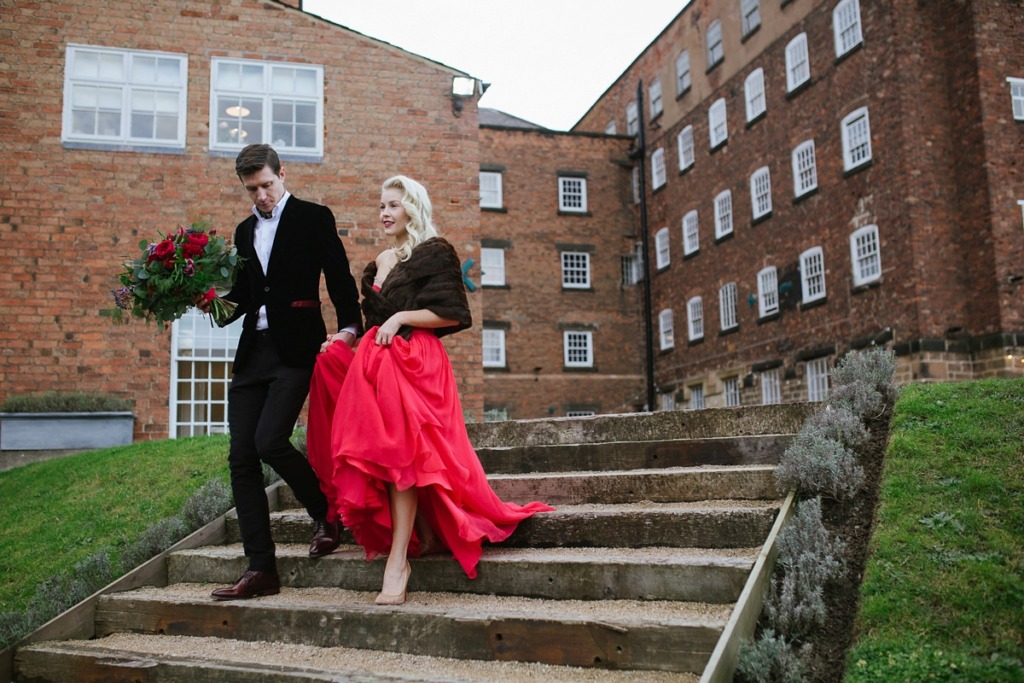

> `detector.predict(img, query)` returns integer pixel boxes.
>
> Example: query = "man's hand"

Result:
[320,330,357,353]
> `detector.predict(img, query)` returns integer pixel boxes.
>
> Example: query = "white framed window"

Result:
[714,190,734,239]
[724,376,742,407]
[688,296,704,341]
[605,120,617,135]
[757,266,779,317]
[480,247,506,286]
[785,33,810,92]
[683,210,700,255]
[761,368,782,405]
[170,311,242,438]
[689,384,706,410]
[745,68,766,122]
[650,77,663,118]
[626,101,639,136]
[677,125,695,171]
[1008,78,1024,121]
[741,0,762,37]
[655,227,671,269]
[484,407,509,422]
[707,19,724,68]
[676,50,692,95]
[833,0,863,58]
[850,224,882,286]
[561,251,591,289]
[558,176,588,213]
[62,44,187,150]
[806,357,830,402]
[659,392,676,412]
[632,166,641,204]
[659,308,675,350]
[792,140,818,197]
[482,328,506,368]
[719,281,738,331]
[564,331,594,368]
[480,171,503,209]
[842,107,872,171]
[651,147,667,189]
[709,98,728,148]
[800,246,826,303]
[621,253,640,286]
[567,410,596,418]
[210,57,324,156]
[751,166,772,220]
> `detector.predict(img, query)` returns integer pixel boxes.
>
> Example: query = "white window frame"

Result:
[714,190,734,239]
[683,210,700,255]
[479,171,503,209]
[482,328,507,368]
[677,125,695,171]
[484,407,509,422]
[724,376,742,407]
[560,251,591,289]
[564,331,594,368]
[659,308,675,350]
[676,50,692,95]
[480,247,506,286]
[757,266,779,318]
[688,296,704,341]
[761,368,782,405]
[741,0,762,37]
[751,166,772,220]
[833,0,864,58]
[1009,78,1024,121]
[841,106,872,171]
[655,227,671,269]
[792,140,818,197]
[626,100,639,136]
[650,77,664,118]
[651,147,667,189]
[719,281,739,331]
[169,311,242,438]
[632,166,641,204]
[745,68,766,122]
[786,33,810,92]
[605,120,617,135]
[689,384,706,410]
[209,57,324,157]
[707,19,724,68]
[850,224,882,286]
[800,246,827,303]
[659,392,676,412]
[709,98,728,148]
[567,410,596,418]
[806,357,830,402]
[62,44,188,150]
[558,176,588,213]
[621,253,640,286]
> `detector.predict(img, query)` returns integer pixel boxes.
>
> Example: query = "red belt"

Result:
[290,300,321,308]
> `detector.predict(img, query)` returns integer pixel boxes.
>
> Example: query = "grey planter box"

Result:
[0,412,135,451]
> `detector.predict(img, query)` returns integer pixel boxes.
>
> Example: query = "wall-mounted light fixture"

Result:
[451,76,476,117]
[225,105,250,118]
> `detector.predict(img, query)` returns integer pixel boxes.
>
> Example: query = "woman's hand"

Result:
[320,330,357,353]
[375,313,405,346]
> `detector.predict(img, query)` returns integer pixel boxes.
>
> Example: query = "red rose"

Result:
[187,232,209,249]
[148,238,176,263]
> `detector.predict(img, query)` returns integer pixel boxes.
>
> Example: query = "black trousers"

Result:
[227,331,327,572]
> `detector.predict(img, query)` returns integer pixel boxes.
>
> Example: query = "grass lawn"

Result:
[0,435,230,614]
[845,378,1024,682]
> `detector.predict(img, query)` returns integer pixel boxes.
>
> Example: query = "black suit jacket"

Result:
[224,196,361,373]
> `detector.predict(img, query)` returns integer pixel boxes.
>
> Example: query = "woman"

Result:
[324,176,552,605]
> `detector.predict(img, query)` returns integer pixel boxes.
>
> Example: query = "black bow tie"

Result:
[257,210,274,220]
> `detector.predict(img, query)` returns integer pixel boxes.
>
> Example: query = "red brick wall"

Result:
[0,0,482,438]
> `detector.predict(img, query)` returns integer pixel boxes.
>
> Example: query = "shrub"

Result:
[774,422,865,500]
[832,348,897,403]
[180,478,232,529]
[0,391,133,413]
[736,629,808,683]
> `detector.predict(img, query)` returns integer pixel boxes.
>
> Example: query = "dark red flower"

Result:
[148,238,176,263]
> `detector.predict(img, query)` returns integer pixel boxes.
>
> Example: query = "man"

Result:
[206,144,360,600]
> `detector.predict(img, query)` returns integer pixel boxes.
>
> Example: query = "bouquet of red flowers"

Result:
[112,220,244,327]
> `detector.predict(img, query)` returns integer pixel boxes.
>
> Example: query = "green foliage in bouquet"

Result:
[112,219,244,327]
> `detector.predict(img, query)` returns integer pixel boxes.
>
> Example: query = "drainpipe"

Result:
[631,79,656,411]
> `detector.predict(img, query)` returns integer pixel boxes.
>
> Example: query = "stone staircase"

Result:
[13,405,812,682]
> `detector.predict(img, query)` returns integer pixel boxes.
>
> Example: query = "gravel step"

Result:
[93,584,732,672]
[169,543,761,602]
[17,633,699,682]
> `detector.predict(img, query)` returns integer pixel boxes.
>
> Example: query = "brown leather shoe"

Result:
[210,570,280,600]
[309,519,342,558]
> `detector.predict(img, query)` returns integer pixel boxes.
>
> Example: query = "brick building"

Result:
[0,0,484,440]
[565,0,1024,410]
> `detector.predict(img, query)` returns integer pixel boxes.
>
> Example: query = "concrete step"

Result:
[233,500,781,550]
[17,633,698,682]
[90,584,731,673]
[278,465,781,508]
[168,543,760,603]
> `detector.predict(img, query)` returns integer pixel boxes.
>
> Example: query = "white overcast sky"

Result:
[301,1,689,131]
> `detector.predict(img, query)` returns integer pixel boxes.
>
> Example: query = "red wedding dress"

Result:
[306,238,552,578]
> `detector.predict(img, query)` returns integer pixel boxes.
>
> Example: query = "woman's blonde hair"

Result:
[382,175,439,261]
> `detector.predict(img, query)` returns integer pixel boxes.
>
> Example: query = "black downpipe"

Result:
[632,80,656,411]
